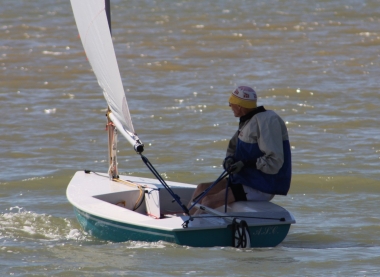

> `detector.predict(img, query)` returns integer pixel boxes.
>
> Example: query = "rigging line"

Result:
[188,170,229,212]
[112,179,146,210]
[189,215,286,221]
[112,178,144,189]
[139,154,189,215]
[84,169,108,177]
[108,177,147,210]
[132,189,145,211]
[85,169,143,189]
[84,169,145,210]
[224,177,231,213]
[182,213,286,229]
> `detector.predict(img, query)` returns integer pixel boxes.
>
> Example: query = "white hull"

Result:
[67,171,295,247]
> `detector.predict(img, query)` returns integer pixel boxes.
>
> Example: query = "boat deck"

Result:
[67,171,295,230]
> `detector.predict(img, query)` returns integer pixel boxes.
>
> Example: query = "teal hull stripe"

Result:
[74,207,291,247]
[75,208,176,241]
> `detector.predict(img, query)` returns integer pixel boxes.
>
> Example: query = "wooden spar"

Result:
[107,111,118,179]
[105,1,118,179]
[104,0,144,179]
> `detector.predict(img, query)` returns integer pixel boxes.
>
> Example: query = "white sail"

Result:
[70,0,134,135]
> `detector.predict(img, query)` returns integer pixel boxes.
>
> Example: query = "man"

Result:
[189,86,291,215]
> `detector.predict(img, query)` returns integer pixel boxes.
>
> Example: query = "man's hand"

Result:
[223,156,235,171]
[229,161,244,174]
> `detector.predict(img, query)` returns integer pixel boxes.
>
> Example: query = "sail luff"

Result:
[70,0,135,135]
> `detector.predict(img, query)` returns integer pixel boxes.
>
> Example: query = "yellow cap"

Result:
[228,86,257,108]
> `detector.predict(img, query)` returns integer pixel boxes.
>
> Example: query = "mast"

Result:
[105,0,111,35]
[105,0,118,179]
[71,0,144,179]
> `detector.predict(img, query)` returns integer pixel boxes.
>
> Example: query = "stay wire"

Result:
[188,170,230,212]
[139,154,189,215]
[224,177,232,213]
[189,214,286,221]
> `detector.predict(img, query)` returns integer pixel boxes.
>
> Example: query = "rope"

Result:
[187,214,286,221]
[112,178,146,211]
[224,177,231,213]
[188,170,229,212]
[84,169,145,211]
[139,154,189,215]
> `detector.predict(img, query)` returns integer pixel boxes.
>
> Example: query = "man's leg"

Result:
[189,178,228,215]
[193,186,236,215]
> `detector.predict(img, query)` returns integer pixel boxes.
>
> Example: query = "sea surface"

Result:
[1,0,380,276]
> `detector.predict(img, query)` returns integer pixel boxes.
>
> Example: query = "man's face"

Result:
[229,103,244,117]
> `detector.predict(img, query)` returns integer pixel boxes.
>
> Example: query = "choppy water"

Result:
[1,0,380,276]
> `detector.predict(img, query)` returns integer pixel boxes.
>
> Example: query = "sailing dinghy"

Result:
[66,0,295,248]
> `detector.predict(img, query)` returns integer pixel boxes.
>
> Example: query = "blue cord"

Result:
[140,154,189,215]
[189,170,229,212]
[224,177,232,213]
